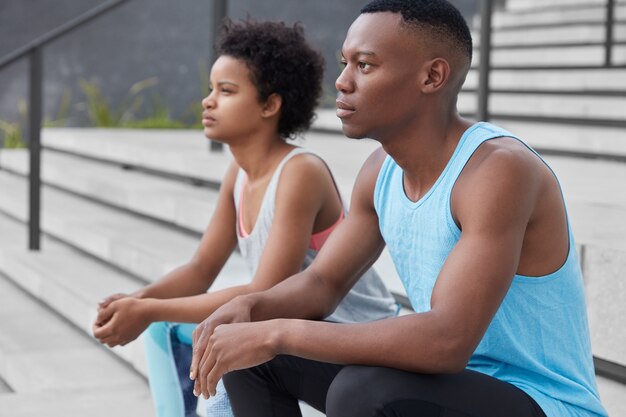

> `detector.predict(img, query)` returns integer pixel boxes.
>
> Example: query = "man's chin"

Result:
[341,124,368,139]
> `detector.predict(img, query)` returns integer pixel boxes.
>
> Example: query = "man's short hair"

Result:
[361,0,473,65]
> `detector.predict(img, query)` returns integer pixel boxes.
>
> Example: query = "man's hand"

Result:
[193,320,282,399]
[189,296,255,396]
[92,297,151,347]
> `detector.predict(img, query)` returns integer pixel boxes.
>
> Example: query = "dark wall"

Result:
[0,0,478,141]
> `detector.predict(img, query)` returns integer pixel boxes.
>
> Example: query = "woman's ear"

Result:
[420,57,450,94]
[261,93,282,118]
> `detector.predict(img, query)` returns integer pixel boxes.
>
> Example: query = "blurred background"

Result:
[0,0,624,416]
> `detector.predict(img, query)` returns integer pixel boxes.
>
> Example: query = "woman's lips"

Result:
[202,114,216,127]
[336,99,355,119]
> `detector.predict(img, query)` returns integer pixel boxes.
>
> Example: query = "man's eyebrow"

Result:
[341,50,377,58]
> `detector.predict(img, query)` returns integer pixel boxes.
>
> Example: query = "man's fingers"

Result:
[207,362,225,398]
[199,345,218,399]
[190,323,212,380]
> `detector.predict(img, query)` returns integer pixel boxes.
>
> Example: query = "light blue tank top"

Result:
[373,122,607,417]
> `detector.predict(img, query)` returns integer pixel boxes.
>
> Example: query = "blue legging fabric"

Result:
[144,322,234,417]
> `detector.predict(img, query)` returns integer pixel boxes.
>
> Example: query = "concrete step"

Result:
[483,3,626,28]
[0,149,218,233]
[472,43,622,67]
[41,128,232,186]
[457,91,626,121]
[0,169,249,286]
[0,270,153,416]
[506,0,608,12]
[491,5,607,27]
[474,24,612,47]
[491,118,626,159]
[463,67,626,92]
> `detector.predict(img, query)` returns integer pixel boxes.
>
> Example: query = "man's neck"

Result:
[379,114,472,202]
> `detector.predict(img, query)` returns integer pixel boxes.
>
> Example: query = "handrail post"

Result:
[208,0,228,153]
[28,46,42,251]
[605,0,615,67]
[477,0,493,122]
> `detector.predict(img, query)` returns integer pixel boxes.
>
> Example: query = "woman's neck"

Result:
[229,133,295,182]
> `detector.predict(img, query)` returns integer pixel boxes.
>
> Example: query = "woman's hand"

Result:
[95,293,129,326]
[92,297,152,347]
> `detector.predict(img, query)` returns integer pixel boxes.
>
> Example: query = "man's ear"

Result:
[420,58,450,94]
[261,93,282,118]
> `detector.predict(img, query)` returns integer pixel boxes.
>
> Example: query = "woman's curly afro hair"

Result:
[216,20,325,139]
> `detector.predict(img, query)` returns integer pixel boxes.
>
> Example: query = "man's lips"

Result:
[336,99,355,119]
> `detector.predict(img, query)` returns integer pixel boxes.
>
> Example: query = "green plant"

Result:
[0,120,26,149]
[79,77,159,127]
[79,77,199,129]
[0,101,28,149]
[44,88,72,127]
[123,94,185,129]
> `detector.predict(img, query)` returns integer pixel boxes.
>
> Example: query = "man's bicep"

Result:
[430,148,538,361]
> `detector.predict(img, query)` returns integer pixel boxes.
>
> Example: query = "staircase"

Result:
[0,0,625,416]
[462,0,626,160]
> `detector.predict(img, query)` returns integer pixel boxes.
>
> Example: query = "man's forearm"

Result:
[277,313,469,374]
[246,269,344,322]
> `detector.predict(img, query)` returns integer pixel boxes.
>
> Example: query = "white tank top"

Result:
[233,147,398,323]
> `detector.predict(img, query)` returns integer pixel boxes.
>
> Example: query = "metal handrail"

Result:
[477,0,494,122]
[605,0,615,66]
[0,0,133,251]
[0,0,132,70]
[1,0,228,251]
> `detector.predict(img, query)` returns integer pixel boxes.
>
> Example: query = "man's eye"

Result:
[358,62,371,70]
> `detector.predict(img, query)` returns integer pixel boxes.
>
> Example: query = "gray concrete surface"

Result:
[0,273,153,417]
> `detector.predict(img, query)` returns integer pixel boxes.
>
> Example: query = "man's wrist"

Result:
[269,318,293,355]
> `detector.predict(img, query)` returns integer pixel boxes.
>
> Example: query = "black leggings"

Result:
[223,355,547,417]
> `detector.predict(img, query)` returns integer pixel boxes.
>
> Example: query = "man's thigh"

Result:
[224,355,343,417]
[327,365,546,417]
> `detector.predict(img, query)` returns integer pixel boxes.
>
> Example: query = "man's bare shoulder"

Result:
[452,137,545,226]
[462,137,542,185]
